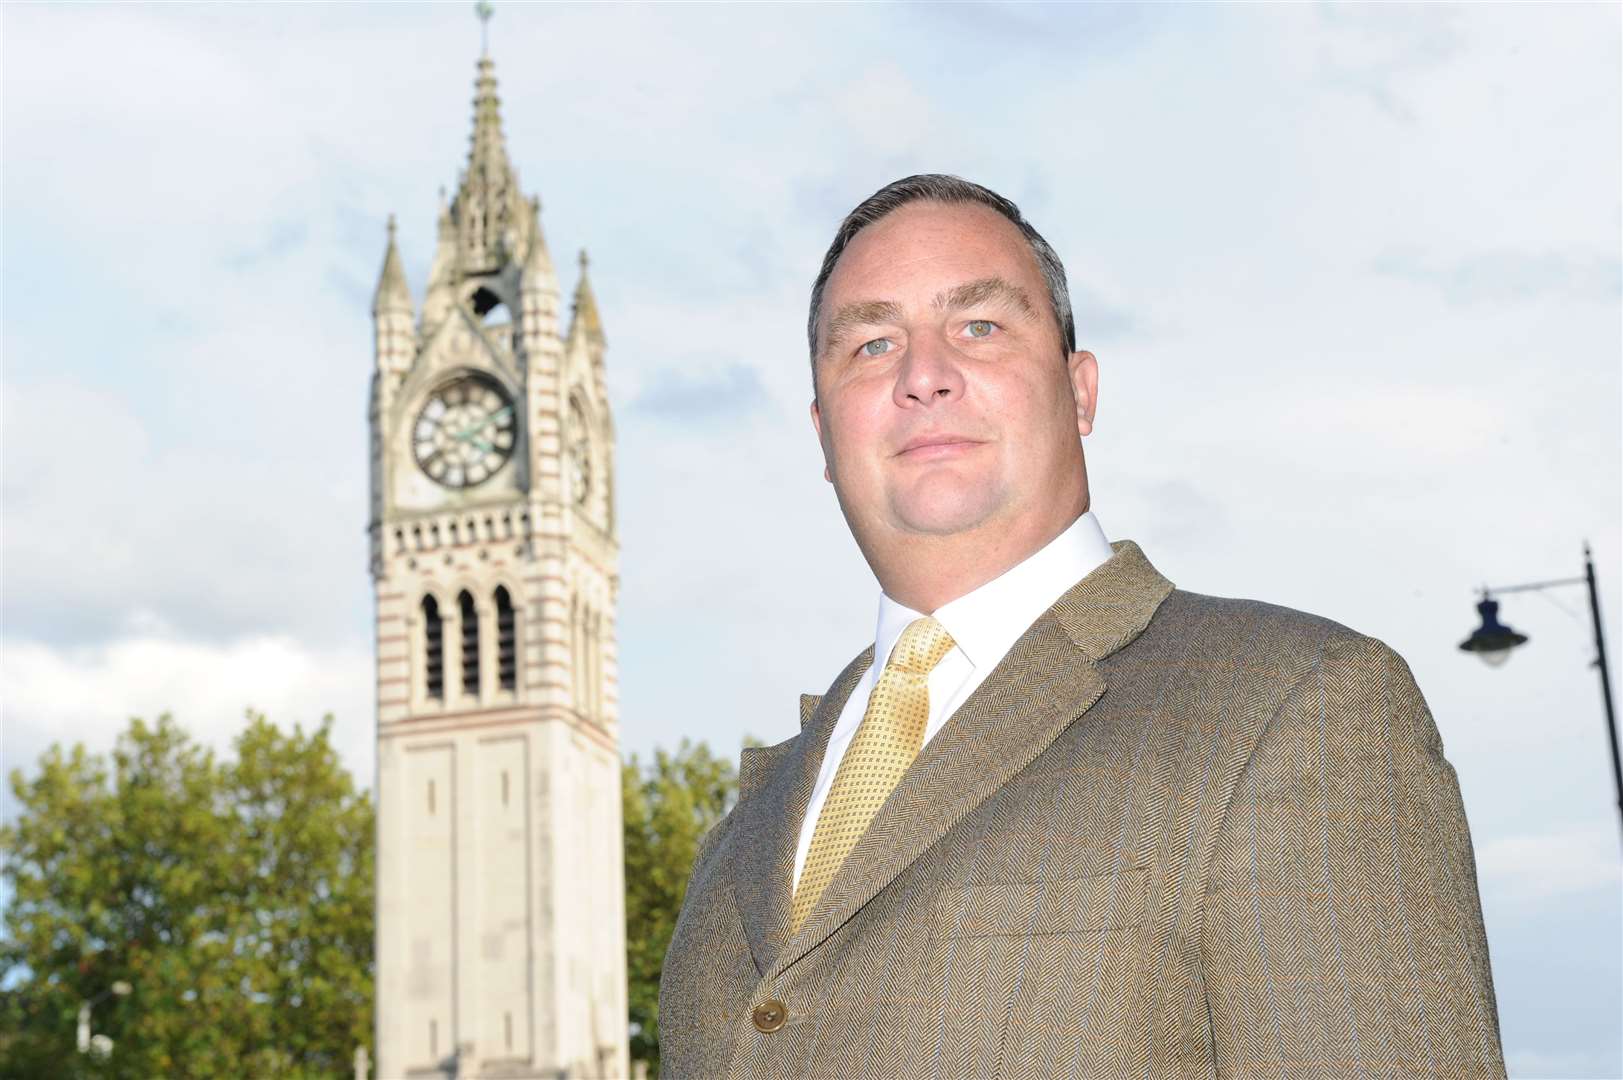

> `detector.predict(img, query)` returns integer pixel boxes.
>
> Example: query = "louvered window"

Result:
[460,590,479,696]
[495,586,517,691]
[422,595,444,700]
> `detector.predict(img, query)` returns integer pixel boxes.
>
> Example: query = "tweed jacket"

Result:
[659,541,1505,1079]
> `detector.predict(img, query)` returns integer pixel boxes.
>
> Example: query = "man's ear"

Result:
[810,398,832,483]
[1068,349,1099,437]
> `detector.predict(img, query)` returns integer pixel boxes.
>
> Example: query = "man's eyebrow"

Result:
[823,300,904,353]
[932,277,1036,316]
[819,278,1035,357]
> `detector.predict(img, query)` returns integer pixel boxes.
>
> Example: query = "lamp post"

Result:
[1460,543,1620,832]
[76,979,132,1058]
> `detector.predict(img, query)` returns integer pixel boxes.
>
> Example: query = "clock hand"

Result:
[466,405,513,437]
[449,405,513,444]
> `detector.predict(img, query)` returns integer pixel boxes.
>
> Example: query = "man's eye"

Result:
[861,338,893,357]
[965,320,997,338]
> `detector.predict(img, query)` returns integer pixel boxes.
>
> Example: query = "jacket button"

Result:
[752,999,787,1033]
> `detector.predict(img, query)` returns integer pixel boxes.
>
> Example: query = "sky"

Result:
[2,3,1620,1076]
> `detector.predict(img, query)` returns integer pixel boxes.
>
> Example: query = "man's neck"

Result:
[874,505,1088,614]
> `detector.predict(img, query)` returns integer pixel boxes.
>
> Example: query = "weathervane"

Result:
[475,1,494,57]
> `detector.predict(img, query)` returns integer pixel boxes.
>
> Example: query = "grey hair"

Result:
[806,174,1076,369]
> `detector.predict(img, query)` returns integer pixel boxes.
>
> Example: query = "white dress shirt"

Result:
[791,510,1115,891]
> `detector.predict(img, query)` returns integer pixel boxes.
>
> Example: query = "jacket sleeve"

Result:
[1203,635,1506,1078]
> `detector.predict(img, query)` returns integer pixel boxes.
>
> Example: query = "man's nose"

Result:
[893,333,965,408]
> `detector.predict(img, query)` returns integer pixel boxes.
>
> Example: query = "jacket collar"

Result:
[734,539,1173,976]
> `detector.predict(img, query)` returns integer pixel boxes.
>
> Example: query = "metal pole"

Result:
[1582,544,1622,833]
[1484,576,1587,595]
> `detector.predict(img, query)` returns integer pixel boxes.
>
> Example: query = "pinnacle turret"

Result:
[570,249,605,345]
[522,196,554,278]
[372,215,413,316]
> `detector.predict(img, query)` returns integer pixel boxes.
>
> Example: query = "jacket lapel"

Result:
[734,647,873,974]
[770,539,1173,974]
[737,742,794,803]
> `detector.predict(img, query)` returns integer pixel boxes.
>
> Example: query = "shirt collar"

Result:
[873,510,1114,673]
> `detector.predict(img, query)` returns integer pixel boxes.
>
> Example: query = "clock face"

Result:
[413,374,517,489]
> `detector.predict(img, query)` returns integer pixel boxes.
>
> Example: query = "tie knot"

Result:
[886,616,956,676]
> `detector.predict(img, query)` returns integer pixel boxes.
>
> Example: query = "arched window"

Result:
[459,590,479,696]
[593,610,606,721]
[577,594,590,711]
[422,595,444,701]
[589,608,602,721]
[581,601,593,722]
[581,603,600,723]
[495,586,517,692]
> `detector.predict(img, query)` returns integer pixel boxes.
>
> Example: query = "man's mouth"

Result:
[895,434,983,459]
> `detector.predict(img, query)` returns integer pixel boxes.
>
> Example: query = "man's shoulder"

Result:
[1133,588,1435,753]
[1139,585,1399,678]
[1156,586,1362,643]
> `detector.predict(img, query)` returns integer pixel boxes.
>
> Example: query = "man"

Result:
[660,175,1505,1079]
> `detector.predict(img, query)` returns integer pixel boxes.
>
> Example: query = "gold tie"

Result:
[789,616,957,936]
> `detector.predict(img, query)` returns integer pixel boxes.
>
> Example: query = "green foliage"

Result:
[622,737,752,1078]
[0,712,373,1079]
[3,713,757,1079]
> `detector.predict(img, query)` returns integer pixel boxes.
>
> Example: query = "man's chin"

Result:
[888,494,1003,539]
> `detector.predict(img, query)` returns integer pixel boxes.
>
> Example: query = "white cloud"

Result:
[1,632,375,798]
[1,374,367,650]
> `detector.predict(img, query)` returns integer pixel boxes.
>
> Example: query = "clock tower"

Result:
[368,45,625,1080]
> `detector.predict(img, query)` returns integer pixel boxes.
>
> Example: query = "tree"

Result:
[622,738,751,1078]
[0,712,373,1079]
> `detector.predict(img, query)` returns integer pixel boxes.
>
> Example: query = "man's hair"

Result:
[806,174,1076,368]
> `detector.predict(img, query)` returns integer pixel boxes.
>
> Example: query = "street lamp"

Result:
[1460,543,1620,832]
[76,980,132,1057]
[1458,597,1528,667]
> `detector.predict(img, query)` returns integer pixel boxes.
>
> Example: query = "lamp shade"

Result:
[1459,596,1528,666]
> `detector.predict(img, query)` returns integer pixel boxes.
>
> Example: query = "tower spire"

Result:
[448,31,529,276]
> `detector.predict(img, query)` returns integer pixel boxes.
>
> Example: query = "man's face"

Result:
[810,201,1096,557]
